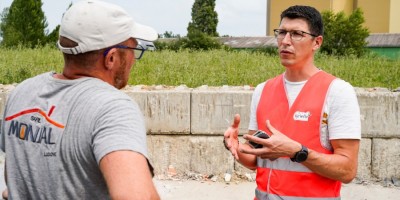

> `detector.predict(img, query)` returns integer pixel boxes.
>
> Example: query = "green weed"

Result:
[0,47,399,89]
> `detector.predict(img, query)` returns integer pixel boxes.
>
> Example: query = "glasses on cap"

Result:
[103,44,146,60]
[273,29,317,41]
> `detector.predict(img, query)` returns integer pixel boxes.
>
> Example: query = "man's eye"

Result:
[292,31,303,37]
[278,30,287,35]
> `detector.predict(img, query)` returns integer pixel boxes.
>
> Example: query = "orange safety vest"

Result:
[255,71,341,200]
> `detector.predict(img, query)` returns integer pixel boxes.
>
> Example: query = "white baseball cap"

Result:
[58,0,158,55]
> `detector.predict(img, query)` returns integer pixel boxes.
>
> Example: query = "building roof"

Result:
[217,33,400,48]
[159,33,400,49]
[366,33,400,47]
[218,36,277,48]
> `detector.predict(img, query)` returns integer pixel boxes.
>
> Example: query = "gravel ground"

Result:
[155,179,400,200]
[0,157,399,199]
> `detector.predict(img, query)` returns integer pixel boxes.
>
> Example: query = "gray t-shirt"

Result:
[0,72,149,199]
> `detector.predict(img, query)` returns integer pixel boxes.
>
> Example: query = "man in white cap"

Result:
[1,0,160,199]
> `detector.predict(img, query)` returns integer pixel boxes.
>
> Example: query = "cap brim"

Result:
[132,22,158,42]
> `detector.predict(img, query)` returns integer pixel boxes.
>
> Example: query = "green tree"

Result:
[321,8,369,57]
[1,0,48,48]
[161,31,181,38]
[0,7,9,41]
[45,24,60,46]
[185,0,221,50]
[187,0,219,37]
[185,30,221,50]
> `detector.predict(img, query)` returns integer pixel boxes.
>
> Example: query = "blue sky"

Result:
[0,0,267,37]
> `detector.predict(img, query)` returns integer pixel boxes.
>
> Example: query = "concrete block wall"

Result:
[0,85,399,181]
[356,89,400,180]
[125,86,192,134]
[357,90,400,138]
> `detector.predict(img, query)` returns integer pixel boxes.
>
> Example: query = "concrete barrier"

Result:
[357,89,400,138]
[0,85,399,181]
[191,85,253,135]
[125,85,192,134]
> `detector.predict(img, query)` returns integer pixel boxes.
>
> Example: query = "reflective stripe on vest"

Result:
[255,189,341,200]
[255,71,341,199]
[257,157,311,173]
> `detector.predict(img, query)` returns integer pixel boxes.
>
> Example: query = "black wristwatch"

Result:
[290,145,308,163]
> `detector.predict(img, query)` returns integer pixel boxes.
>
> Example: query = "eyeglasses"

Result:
[103,44,146,60]
[273,29,317,41]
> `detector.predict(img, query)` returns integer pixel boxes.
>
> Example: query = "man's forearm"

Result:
[237,143,257,170]
[302,140,359,183]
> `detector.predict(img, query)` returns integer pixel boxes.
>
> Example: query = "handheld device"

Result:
[248,130,270,149]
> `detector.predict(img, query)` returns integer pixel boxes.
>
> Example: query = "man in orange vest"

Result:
[224,5,361,200]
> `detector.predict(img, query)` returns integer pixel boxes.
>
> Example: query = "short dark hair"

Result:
[59,36,103,68]
[280,5,324,36]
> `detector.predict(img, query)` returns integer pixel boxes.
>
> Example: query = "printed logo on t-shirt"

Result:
[5,106,64,145]
[293,111,311,121]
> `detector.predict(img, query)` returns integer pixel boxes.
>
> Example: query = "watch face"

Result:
[291,145,308,163]
[297,151,308,162]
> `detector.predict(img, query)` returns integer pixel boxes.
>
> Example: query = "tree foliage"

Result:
[0,0,48,48]
[185,0,221,50]
[160,31,181,38]
[0,7,9,41]
[321,8,369,57]
[185,30,221,50]
[187,0,219,37]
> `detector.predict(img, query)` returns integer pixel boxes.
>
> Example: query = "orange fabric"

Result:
[255,71,341,198]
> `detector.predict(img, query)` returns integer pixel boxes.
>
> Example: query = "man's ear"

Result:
[313,35,323,51]
[104,48,118,70]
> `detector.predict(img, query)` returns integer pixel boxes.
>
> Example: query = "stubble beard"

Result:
[114,60,129,89]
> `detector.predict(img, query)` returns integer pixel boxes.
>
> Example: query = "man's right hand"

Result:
[223,114,241,160]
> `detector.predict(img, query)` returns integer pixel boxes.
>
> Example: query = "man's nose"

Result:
[281,32,292,44]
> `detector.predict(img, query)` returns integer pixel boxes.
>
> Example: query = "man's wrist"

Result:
[291,142,303,158]
[290,145,309,163]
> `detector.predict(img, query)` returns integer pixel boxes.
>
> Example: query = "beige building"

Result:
[267,0,400,35]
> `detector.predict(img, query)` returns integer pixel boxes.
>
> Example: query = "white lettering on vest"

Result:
[293,111,311,121]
